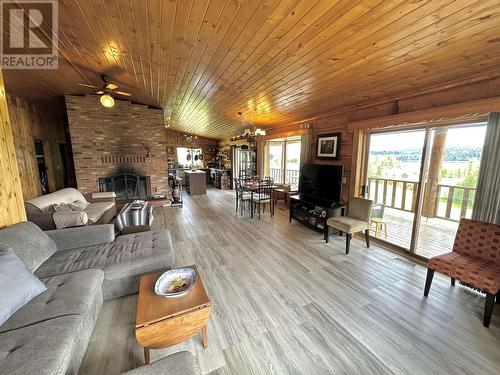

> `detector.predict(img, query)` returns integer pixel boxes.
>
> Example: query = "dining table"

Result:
[241,180,276,218]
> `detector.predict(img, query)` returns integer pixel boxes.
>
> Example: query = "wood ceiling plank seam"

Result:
[179,0,387,127]
[101,0,133,77]
[164,0,234,127]
[174,0,303,124]
[162,0,198,119]
[158,0,178,116]
[270,0,492,107]
[167,0,262,131]
[162,0,242,127]
[161,0,193,113]
[168,0,232,126]
[184,0,480,128]
[182,0,432,126]
[115,0,141,88]
[163,0,213,122]
[175,0,345,126]
[73,0,114,67]
[8,1,94,94]
[5,2,92,97]
[157,0,163,101]
[59,2,112,85]
[243,54,500,127]
[216,0,322,89]
[170,0,267,130]
[130,0,150,104]
[145,0,154,98]
[88,0,121,67]
[177,0,284,134]
[267,3,500,113]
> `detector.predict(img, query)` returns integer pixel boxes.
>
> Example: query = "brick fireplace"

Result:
[65,95,168,197]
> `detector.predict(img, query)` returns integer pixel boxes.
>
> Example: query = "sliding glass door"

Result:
[366,130,426,250]
[365,122,487,258]
[415,124,487,258]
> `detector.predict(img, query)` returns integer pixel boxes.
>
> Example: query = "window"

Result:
[176,147,203,167]
[266,137,301,185]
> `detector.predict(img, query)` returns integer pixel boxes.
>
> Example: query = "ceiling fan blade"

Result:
[115,91,132,96]
[77,83,100,89]
[106,83,119,90]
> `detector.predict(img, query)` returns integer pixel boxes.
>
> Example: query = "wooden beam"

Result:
[347,96,500,132]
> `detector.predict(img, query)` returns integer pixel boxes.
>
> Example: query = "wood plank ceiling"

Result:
[3,0,500,139]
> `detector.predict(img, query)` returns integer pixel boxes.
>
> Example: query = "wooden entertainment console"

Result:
[289,194,346,238]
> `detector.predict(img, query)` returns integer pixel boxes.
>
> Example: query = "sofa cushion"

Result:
[0,249,47,326]
[26,188,88,212]
[35,230,175,300]
[122,351,200,375]
[103,230,176,300]
[428,252,500,294]
[0,269,103,375]
[0,221,58,272]
[0,269,103,333]
[327,216,369,233]
[84,202,116,224]
[68,200,89,211]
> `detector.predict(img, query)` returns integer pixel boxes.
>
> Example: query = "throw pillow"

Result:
[68,199,88,211]
[53,203,72,212]
[53,211,89,229]
[0,249,47,326]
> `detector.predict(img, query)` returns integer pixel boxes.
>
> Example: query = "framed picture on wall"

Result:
[316,133,340,159]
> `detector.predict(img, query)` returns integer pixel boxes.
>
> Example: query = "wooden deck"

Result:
[371,207,458,259]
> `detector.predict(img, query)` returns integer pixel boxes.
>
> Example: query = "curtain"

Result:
[300,131,311,168]
[472,112,500,224]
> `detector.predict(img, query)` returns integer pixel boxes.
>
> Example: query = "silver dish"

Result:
[154,268,196,298]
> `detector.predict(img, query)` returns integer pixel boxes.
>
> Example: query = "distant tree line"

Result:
[370,146,481,161]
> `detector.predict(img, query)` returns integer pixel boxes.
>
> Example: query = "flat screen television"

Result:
[299,164,343,203]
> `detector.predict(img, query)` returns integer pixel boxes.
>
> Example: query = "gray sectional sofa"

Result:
[0,221,199,375]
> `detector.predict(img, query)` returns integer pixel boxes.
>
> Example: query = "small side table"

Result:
[371,217,388,238]
[135,265,211,364]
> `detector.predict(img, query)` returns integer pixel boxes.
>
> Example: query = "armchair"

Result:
[325,197,373,254]
[424,218,500,327]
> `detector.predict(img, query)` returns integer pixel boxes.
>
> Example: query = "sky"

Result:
[370,123,487,152]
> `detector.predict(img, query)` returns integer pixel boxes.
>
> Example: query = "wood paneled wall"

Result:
[8,96,68,200]
[264,77,500,203]
[0,71,26,228]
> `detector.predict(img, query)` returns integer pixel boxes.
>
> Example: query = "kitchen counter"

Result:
[185,170,206,195]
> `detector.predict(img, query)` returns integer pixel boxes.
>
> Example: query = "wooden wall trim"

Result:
[346,96,500,132]
[0,70,26,228]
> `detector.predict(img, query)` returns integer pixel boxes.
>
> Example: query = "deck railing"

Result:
[269,168,300,185]
[367,177,476,222]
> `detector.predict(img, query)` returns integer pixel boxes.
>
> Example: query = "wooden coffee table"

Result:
[135,265,211,364]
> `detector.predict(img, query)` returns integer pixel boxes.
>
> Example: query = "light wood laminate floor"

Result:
[78,188,500,375]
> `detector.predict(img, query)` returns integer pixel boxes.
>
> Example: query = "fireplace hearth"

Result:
[99,173,151,201]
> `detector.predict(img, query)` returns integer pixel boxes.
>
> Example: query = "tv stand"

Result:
[289,194,346,237]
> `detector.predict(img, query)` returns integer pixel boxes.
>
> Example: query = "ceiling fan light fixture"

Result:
[100,93,114,108]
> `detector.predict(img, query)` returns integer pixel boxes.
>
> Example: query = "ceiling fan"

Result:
[77,74,131,108]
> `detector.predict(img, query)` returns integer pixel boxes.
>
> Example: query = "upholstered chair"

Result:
[325,197,373,254]
[424,218,500,327]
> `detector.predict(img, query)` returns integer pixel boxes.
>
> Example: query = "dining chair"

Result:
[325,197,373,254]
[235,178,252,215]
[252,181,274,219]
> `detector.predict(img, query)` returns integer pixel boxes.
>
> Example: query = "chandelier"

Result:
[230,111,266,142]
